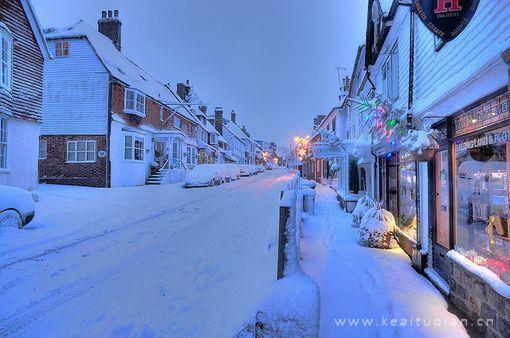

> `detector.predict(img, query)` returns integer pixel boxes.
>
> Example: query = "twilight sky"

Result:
[32,0,367,146]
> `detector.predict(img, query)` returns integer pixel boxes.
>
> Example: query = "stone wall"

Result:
[449,259,510,337]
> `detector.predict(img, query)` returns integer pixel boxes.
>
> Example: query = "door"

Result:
[433,149,452,281]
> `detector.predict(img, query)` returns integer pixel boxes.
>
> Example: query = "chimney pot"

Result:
[231,110,236,124]
[114,10,119,18]
[108,10,113,18]
[102,11,107,19]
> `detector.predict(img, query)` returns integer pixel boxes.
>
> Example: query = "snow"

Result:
[0,185,35,215]
[402,130,439,152]
[300,184,469,338]
[424,268,450,296]
[0,170,294,337]
[447,250,510,299]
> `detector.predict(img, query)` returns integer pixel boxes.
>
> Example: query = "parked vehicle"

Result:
[265,163,277,170]
[239,165,257,177]
[255,165,266,174]
[184,165,223,188]
[224,164,241,181]
[0,185,36,228]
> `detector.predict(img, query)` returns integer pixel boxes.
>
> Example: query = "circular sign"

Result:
[413,0,480,42]
[98,150,107,158]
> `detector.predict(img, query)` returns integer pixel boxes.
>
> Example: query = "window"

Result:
[39,140,47,160]
[174,117,181,129]
[382,43,399,101]
[454,126,510,284]
[124,89,146,117]
[0,117,6,168]
[55,41,69,58]
[186,146,197,165]
[124,135,145,161]
[398,156,417,240]
[0,24,12,89]
[67,140,96,163]
[160,106,164,122]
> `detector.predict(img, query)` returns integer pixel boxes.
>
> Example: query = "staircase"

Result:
[146,169,169,185]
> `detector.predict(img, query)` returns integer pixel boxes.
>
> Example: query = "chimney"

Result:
[231,110,236,124]
[199,105,207,115]
[98,10,122,51]
[177,81,191,101]
[214,107,223,135]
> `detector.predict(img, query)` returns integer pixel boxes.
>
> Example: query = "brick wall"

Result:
[38,135,108,187]
[110,81,198,138]
[450,260,510,337]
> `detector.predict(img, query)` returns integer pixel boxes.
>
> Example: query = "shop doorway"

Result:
[433,149,452,281]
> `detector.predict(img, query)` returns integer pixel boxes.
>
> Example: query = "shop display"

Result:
[398,160,418,240]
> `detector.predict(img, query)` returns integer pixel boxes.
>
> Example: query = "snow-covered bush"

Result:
[352,195,376,228]
[359,207,397,249]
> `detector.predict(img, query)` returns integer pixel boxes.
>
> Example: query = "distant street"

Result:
[0,170,292,337]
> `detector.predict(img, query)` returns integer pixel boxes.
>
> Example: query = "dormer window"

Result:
[124,88,146,117]
[0,23,13,90]
[55,41,69,58]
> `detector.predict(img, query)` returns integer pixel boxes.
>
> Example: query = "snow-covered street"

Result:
[0,170,292,337]
[300,184,470,338]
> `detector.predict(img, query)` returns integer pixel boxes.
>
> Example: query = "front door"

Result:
[433,149,452,281]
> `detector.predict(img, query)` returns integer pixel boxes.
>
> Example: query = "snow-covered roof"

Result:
[21,0,51,60]
[45,20,199,123]
[218,134,228,144]
[223,120,247,145]
[204,120,219,135]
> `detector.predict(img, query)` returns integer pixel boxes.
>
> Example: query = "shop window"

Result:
[398,157,417,240]
[454,126,510,284]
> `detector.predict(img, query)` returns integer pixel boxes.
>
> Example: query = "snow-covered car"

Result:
[255,165,266,174]
[0,185,36,228]
[224,164,241,181]
[184,164,223,188]
[265,163,276,170]
[239,164,257,177]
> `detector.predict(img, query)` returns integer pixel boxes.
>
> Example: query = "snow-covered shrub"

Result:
[359,208,397,249]
[352,196,375,227]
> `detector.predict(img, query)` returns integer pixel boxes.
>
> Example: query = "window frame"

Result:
[66,140,96,163]
[174,116,182,129]
[55,41,69,58]
[0,117,7,169]
[124,88,146,117]
[124,134,145,162]
[0,23,13,91]
[39,139,47,160]
[382,43,399,101]
[160,106,164,122]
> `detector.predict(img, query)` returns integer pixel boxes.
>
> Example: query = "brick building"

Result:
[0,0,50,191]
[40,10,202,187]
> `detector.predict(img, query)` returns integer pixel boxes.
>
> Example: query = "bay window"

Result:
[67,140,96,163]
[124,135,144,161]
[124,89,146,117]
[1,24,12,90]
[0,117,6,168]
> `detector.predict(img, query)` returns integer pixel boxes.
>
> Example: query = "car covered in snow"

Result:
[265,163,277,170]
[223,164,241,181]
[255,165,266,174]
[239,165,258,177]
[0,185,36,228]
[184,164,223,188]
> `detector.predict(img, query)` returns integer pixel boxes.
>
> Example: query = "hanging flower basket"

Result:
[411,148,436,162]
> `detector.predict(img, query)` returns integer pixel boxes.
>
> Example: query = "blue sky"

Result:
[32,0,367,146]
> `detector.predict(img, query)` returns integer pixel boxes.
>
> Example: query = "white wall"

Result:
[42,38,109,135]
[110,121,154,187]
[0,118,39,191]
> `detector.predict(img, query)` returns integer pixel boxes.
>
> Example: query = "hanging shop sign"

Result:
[312,143,343,159]
[413,0,480,42]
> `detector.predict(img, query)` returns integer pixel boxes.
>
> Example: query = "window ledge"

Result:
[122,159,145,164]
[65,161,96,164]
[123,109,146,118]
[0,168,11,174]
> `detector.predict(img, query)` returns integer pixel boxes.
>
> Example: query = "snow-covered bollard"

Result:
[351,195,375,227]
[359,207,397,249]
[300,187,315,214]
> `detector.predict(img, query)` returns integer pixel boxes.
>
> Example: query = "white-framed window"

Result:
[0,117,7,168]
[186,146,197,165]
[160,106,164,122]
[174,116,181,129]
[172,140,180,160]
[124,135,144,161]
[382,43,399,101]
[55,41,69,58]
[0,24,13,90]
[124,89,146,117]
[39,140,47,160]
[67,140,96,163]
